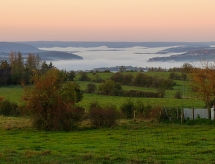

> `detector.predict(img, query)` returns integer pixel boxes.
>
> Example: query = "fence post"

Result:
[133,109,136,122]
[213,105,215,121]
[192,107,194,120]
[177,108,179,120]
[181,108,184,124]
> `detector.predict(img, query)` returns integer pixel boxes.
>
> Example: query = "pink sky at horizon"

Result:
[0,0,215,42]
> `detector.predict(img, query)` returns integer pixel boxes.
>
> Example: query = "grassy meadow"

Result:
[1,71,213,163]
[0,117,215,163]
[0,71,204,108]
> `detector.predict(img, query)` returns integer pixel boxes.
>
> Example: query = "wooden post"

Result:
[213,105,215,121]
[133,109,136,122]
[177,108,179,120]
[208,108,211,120]
[192,107,195,120]
[181,108,184,124]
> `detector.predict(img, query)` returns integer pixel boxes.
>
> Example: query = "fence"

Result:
[183,108,215,120]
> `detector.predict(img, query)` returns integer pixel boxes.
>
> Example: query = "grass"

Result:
[79,93,204,109]
[0,116,32,130]
[0,72,212,163]
[0,86,24,103]
[0,116,215,163]
[0,85,202,110]
[0,71,205,109]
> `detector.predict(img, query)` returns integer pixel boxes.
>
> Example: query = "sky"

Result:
[0,0,215,42]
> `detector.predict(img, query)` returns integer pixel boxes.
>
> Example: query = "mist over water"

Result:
[39,46,200,71]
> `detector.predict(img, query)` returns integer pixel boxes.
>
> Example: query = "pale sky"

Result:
[0,0,215,42]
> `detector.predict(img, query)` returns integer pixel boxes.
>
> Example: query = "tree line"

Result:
[111,72,176,89]
[0,52,76,86]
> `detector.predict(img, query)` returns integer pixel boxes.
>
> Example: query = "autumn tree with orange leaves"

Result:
[192,64,215,118]
[24,69,83,131]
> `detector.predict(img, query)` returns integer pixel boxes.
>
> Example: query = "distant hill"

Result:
[148,48,215,62]
[37,51,82,60]
[0,42,83,61]
[22,41,215,48]
[0,42,40,53]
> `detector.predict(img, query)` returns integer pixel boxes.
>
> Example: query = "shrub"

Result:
[89,103,119,128]
[111,72,124,83]
[0,100,19,116]
[133,101,155,118]
[92,74,104,83]
[123,90,165,98]
[123,74,133,85]
[146,106,162,121]
[157,89,166,98]
[175,91,182,99]
[133,73,175,89]
[160,107,182,121]
[111,72,134,85]
[134,101,145,117]
[98,80,122,96]
[66,71,76,81]
[169,72,187,81]
[79,72,90,81]
[60,82,83,103]
[86,83,97,93]
[0,96,4,102]
[24,69,84,131]
[121,101,135,119]
[69,106,85,125]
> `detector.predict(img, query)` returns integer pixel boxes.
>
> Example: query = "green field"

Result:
[0,116,215,164]
[0,86,24,103]
[0,72,204,109]
[0,71,211,163]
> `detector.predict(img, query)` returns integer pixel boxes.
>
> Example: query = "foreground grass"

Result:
[0,116,215,164]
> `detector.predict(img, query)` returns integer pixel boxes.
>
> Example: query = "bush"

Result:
[121,101,135,119]
[146,106,162,121]
[24,69,84,131]
[0,96,4,102]
[86,83,97,93]
[175,91,182,99]
[160,107,182,121]
[33,105,84,130]
[69,106,85,125]
[134,101,145,117]
[98,80,122,96]
[79,72,90,81]
[111,72,133,85]
[92,74,104,83]
[122,90,165,98]
[89,103,119,128]
[0,100,19,116]
[133,73,175,89]
[169,72,187,81]
[66,71,76,81]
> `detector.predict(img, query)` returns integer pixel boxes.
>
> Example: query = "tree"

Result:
[98,80,122,96]
[0,60,11,85]
[67,71,76,81]
[192,64,215,118]
[24,54,41,84]
[9,52,25,84]
[182,63,193,73]
[24,69,83,130]
[86,83,97,93]
[79,72,90,81]
[175,91,182,99]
